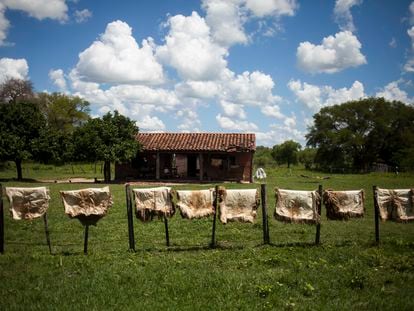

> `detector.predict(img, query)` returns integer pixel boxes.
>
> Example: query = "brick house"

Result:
[115,132,256,182]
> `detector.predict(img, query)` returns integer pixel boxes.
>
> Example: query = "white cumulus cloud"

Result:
[49,68,67,91]
[75,20,164,85]
[260,104,284,119]
[245,0,298,17]
[0,57,29,83]
[2,0,68,21]
[220,100,246,119]
[216,114,258,131]
[376,80,414,104]
[288,79,365,112]
[138,115,166,131]
[404,26,414,72]
[74,8,92,23]
[334,0,362,32]
[297,31,367,74]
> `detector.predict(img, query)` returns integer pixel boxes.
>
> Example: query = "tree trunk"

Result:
[15,159,23,181]
[104,161,111,183]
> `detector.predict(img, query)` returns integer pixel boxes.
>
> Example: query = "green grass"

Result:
[0,166,414,310]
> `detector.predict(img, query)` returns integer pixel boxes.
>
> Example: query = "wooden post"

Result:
[315,185,322,245]
[373,186,380,244]
[125,184,135,251]
[199,153,204,182]
[210,185,219,248]
[83,224,89,255]
[43,213,52,254]
[156,152,160,180]
[261,184,270,244]
[0,183,4,254]
[164,216,170,247]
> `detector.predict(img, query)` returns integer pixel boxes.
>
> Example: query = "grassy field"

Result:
[0,165,414,310]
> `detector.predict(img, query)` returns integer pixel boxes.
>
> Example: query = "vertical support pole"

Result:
[315,185,322,245]
[199,153,204,182]
[125,184,135,252]
[210,185,219,248]
[156,152,160,180]
[83,224,89,255]
[43,213,52,254]
[0,183,4,254]
[373,185,380,244]
[164,216,170,247]
[261,184,270,244]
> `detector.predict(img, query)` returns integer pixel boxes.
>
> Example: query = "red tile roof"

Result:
[137,133,256,152]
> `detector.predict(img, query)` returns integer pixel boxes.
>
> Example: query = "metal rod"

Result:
[261,184,269,244]
[315,185,322,245]
[125,184,135,251]
[164,216,170,247]
[373,185,380,244]
[0,184,4,254]
[210,185,219,248]
[83,224,89,255]
[43,212,52,254]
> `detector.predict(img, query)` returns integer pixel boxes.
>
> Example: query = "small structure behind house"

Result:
[115,133,256,182]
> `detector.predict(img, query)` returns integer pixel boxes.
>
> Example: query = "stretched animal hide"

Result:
[219,189,259,224]
[274,189,320,224]
[132,187,174,222]
[175,189,215,219]
[323,190,365,220]
[60,186,113,225]
[376,188,414,222]
[5,187,50,220]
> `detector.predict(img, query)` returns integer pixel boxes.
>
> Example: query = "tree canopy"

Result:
[0,78,34,104]
[271,140,301,168]
[73,111,140,182]
[306,97,414,171]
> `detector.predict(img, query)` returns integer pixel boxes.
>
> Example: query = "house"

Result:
[115,132,256,182]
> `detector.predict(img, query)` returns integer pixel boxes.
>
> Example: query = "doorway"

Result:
[187,154,198,178]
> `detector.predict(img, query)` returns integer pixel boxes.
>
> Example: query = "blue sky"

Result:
[1,0,413,146]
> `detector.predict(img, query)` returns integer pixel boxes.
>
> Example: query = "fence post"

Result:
[373,186,380,244]
[210,185,219,248]
[164,216,170,247]
[43,213,52,254]
[315,185,322,245]
[261,184,270,244]
[83,224,89,255]
[0,184,4,254]
[125,184,135,252]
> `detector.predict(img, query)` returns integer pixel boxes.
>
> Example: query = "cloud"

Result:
[175,80,219,99]
[220,100,246,119]
[289,79,365,111]
[2,0,68,21]
[176,108,202,131]
[297,31,367,74]
[216,113,258,131]
[333,0,362,32]
[376,80,414,104]
[49,69,67,91]
[138,115,166,131]
[260,104,284,119]
[245,0,298,17]
[0,57,29,83]
[404,26,414,72]
[74,9,92,23]
[202,0,248,47]
[410,1,414,25]
[389,37,397,48]
[156,12,228,81]
[0,3,10,46]
[75,20,164,85]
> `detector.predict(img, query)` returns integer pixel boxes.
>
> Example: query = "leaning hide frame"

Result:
[323,189,365,220]
[274,188,321,225]
[218,188,260,224]
[376,188,414,223]
[5,187,50,220]
[133,187,175,222]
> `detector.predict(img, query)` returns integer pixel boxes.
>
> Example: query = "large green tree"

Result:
[73,111,140,182]
[271,140,301,168]
[306,97,414,171]
[0,101,46,180]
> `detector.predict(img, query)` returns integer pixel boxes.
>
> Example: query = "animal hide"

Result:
[5,187,50,220]
[60,186,113,225]
[132,187,174,222]
[274,189,320,224]
[323,190,365,220]
[219,189,259,224]
[376,188,414,222]
[175,189,215,219]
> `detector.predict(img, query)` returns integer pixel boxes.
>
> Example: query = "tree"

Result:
[254,146,276,168]
[73,111,140,182]
[0,78,34,103]
[0,101,46,180]
[298,148,317,170]
[306,97,414,171]
[271,140,301,168]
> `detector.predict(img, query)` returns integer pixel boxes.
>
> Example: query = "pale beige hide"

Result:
[60,186,113,225]
[176,189,214,219]
[323,190,365,220]
[132,187,174,222]
[219,189,258,224]
[376,188,414,222]
[5,187,50,220]
[274,189,320,224]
